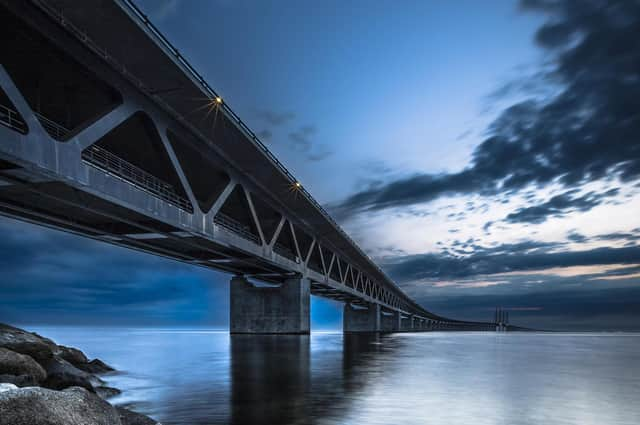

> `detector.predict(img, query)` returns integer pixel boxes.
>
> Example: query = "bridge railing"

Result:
[35,112,70,140]
[0,102,28,134]
[2,101,193,214]
[81,145,193,213]
[213,212,261,244]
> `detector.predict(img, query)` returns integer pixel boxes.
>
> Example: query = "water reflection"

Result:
[229,333,399,425]
[32,328,640,425]
[230,335,311,424]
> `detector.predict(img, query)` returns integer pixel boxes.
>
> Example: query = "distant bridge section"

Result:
[0,0,506,333]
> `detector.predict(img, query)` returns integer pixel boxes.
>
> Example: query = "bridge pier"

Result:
[379,310,395,332]
[396,311,404,332]
[230,276,310,334]
[343,303,381,333]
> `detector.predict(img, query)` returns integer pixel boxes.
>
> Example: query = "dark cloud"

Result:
[287,125,334,161]
[254,109,296,126]
[307,147,333,162]
[254,109,333,160]
[382,240,640,282]
[595,231,640,243]
[0,217,228,326]
[567,231,587,243]
[257,129,273,140]
[332,0,640,219]
[565,229,640,245]
[482,221,494,233]
[505,188,619,224]
[288,125,316,151]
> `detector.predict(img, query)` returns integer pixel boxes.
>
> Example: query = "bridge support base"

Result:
[230,276,310,334]
[343,303,381,333]
[396,312,404,332]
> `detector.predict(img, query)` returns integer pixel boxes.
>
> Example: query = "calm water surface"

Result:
[31,328,640,425]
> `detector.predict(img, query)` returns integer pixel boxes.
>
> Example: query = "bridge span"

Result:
[0,0,512,333]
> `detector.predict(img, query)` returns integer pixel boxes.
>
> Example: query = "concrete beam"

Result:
[230,276,310,334]
[343,303,381,333]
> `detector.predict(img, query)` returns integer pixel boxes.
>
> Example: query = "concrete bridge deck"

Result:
[0,0,512,333]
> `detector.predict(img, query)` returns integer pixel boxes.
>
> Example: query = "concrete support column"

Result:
[394,311,403,332]
[380,311,394,332]
[343,303,381,333]
[230,276,310,334]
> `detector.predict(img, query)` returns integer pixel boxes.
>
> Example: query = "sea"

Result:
[29,327,640,425]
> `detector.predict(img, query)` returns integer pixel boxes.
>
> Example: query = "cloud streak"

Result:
[505,188,619,224]
[383,241,640,282]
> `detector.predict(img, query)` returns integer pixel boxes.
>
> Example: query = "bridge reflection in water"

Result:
[229,334,390,424]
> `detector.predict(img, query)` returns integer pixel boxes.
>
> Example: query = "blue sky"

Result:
[2,0,640,330]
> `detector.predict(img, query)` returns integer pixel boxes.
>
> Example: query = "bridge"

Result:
[0,0,518,333]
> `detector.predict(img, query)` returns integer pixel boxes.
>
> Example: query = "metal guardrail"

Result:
[0,103,28,134]
[29,0,429,315]
[35,112,69,139]
[0,101,193,214]
[0,100,71,139]
[214,212,260,244]
[82,145,193,213]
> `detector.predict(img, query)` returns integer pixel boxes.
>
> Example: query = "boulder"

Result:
[96,385,121,400]
[78,358,115,374]
[0,374,41,387]
[55,345,89,367]
[42,356,100,392]
[0,348,47,384]
[117,407,159,425]
[0,386,122,425]
[29,332,58,350]
[0,324,54,362]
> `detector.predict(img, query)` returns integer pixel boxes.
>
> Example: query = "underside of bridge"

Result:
[0,0,519,334]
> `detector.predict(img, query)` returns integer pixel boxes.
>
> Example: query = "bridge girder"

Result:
[0,0,499,329]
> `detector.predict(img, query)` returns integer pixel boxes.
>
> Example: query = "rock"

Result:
[117,407,159,425]
[29,332,58,350]
[0,386,122,425]
[96,385,121,399]
[0,383,17,393]
[0,347,47,384]
[78,358,115,374]
[42,356,99,392]
[55,345,89,367]
[0,323,54,362]
[0,373,41,387]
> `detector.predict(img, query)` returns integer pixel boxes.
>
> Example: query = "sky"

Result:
[2,0,640,331]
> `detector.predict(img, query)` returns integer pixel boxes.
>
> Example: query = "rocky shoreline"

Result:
[0,323,159,425]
